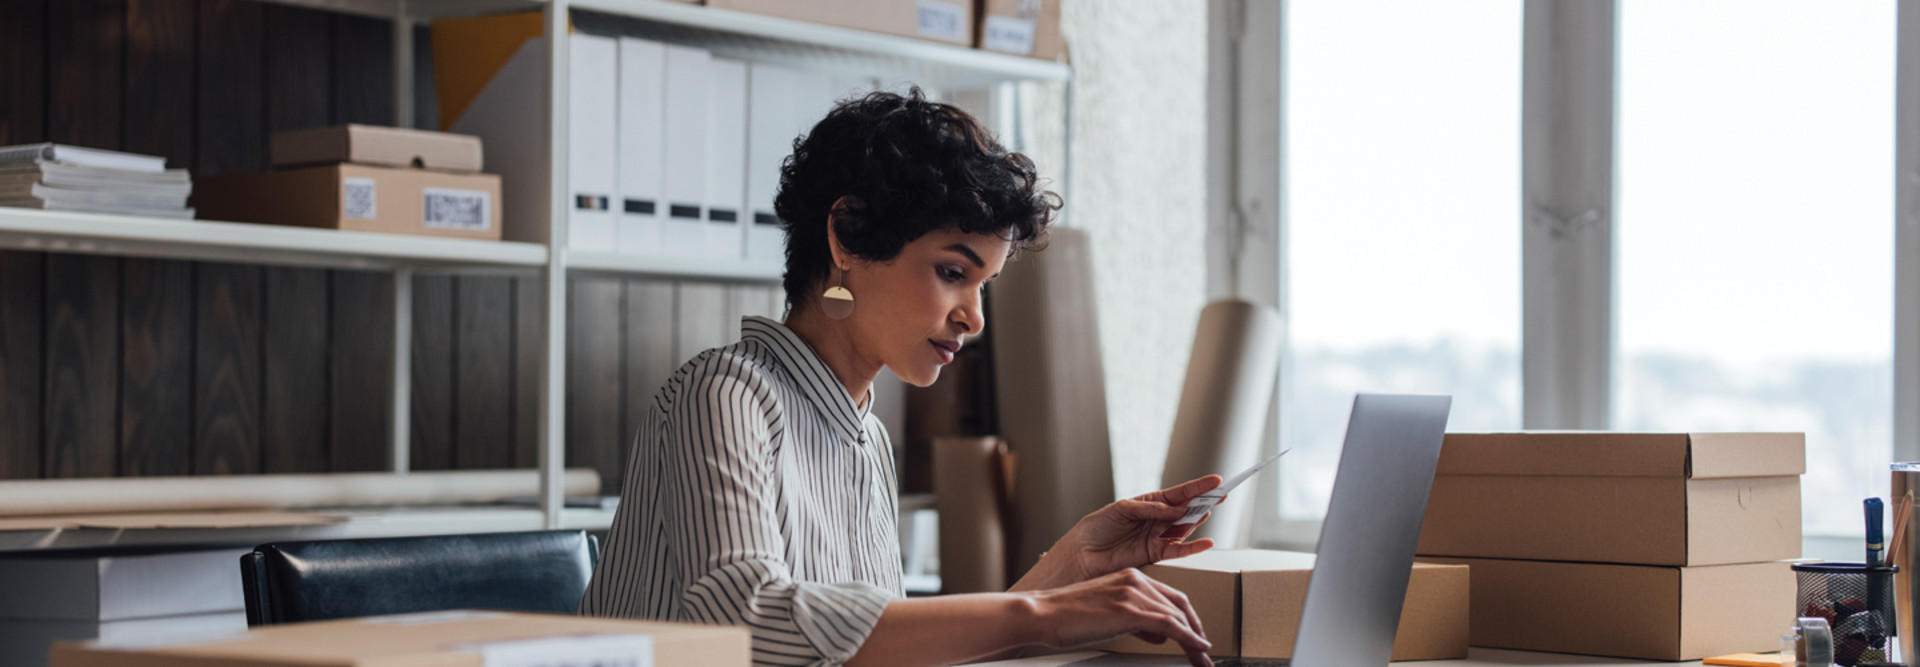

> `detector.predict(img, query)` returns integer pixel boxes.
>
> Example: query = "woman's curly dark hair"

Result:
[775,87,1060,312]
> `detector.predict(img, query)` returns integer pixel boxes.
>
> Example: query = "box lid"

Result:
[269,124,484,172]
[1435,432,1805,479]
[1153,548,1461,574]
[52,611,751,666]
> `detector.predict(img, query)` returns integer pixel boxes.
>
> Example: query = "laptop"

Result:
[1073,393,1452,667]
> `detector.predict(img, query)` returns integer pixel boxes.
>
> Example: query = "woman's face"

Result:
[842,227,1012,388]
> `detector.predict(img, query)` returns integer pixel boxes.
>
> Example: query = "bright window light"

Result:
[1281,0,1523,521]
[1616,0,1895,537]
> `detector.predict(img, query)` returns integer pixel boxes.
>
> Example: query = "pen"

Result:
[1867,498,1885,567]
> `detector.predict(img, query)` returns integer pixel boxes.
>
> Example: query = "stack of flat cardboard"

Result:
[1416,432,1805,660]
[0,546,253,667]
[193,125,502,240]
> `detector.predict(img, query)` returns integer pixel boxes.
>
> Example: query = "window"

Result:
[1616,0,1895,536]
[1279,0,1523,522]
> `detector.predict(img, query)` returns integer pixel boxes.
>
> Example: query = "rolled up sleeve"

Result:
[664,362,890,666]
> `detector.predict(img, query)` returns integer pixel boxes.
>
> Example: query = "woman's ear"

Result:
[825,196,864,273]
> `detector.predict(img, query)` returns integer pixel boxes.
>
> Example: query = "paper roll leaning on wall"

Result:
[936,436,1016,593]
[1159,299,1284,547]
[0,469,601,517]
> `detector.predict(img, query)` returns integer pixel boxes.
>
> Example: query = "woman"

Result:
[580,89,1220,667]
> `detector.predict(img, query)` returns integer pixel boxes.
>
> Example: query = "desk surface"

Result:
[970,648,1706,666]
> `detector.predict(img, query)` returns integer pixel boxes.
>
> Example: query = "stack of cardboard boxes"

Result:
[193,125,503,241]
[1416,432,1805,660]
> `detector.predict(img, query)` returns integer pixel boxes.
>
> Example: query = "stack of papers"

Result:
[0,143,194,219]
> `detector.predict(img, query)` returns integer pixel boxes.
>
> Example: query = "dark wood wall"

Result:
[0,0,783,493]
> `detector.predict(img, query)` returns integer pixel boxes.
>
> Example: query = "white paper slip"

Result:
[1171,449,1289,526]
[468,633,653,667]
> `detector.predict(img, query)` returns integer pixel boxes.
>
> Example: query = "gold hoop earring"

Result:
[822,268,855,320]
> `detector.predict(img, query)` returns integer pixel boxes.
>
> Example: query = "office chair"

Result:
[241,530,599,626]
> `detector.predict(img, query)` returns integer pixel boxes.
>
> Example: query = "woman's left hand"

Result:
[1040,476,1225,586]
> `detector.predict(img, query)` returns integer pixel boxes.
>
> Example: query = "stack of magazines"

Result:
[0,143,193,219]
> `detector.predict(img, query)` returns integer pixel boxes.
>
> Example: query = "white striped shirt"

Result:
[580,316,902,666]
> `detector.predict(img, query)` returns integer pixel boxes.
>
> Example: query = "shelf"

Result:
[566,1,1071,88]
[0,208,548,272]
[568,250,783,283]
[0,506,616,552]
[254,0,1069,88]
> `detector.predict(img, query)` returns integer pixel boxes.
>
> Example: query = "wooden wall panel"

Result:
[0,0,46,145]
[47,0,123,150]
[0,1,759,486]
[455,275,512,469]
[120,259,193,476]
[44,256,120,478]
[195,263,263,475]
[568,279,624,492]
[619,280,677,493]
[262,267,329,473]
[196,0,263,177]
[0,252,43,480]
[329,270,392,472]
[265,4,330,133]
[674,284,730,363]
[410,275,455,471]
[512,276,544,469]
[124,0,197,169]
[332,13,392,126]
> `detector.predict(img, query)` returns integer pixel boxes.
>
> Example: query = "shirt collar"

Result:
[741,316,872,445]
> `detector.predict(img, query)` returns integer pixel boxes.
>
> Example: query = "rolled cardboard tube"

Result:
[936,436,1010,594]
[0,469,602,517]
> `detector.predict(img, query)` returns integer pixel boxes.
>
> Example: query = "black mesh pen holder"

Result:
[1793,563,1899,667]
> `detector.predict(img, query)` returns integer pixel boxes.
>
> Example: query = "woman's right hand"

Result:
[1024,568,1213,667]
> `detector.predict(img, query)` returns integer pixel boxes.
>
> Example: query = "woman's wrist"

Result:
[1003,591,1047,647]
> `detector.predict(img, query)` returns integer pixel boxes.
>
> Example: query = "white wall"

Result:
[1029,0,1210,499]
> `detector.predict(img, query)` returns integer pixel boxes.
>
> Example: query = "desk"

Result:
[970,648,1707,666]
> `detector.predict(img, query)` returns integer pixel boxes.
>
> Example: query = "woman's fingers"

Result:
[1159,537,1215,561]
[1125,572,1211,664]
[1138,475,1222,506]
[1146,576,1205,639]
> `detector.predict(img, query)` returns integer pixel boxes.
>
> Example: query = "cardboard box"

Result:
[269,125,484,173]
[51,610,752,667]
[1100,549,1469,661]
[1418,557,1794,661]
[976,0,1065,61]
[707,0,975,45]
[1418,432,1804,566]
[195,164,503,241]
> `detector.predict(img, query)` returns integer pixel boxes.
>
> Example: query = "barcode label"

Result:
[343,178,377,220]
[983,16,1036,54]
[422,187,491,231]
[469,633,653,667]
[916,1,966,42]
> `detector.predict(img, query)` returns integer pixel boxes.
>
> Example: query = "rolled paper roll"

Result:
[1161,299,1284,547]
[936,435,1009,594]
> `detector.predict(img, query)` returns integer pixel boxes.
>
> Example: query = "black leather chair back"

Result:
[241,530,599,626]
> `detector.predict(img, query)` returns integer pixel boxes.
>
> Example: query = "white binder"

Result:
[744,66,836,269]
[616,37,667,256]
[567,34,619,253]
[661,45,710,256]
[705,58,750,261]
[744,63,790,269]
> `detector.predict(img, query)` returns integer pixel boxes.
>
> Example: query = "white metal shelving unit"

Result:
[0,0,1069,545]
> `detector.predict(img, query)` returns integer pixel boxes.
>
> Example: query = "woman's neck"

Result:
[782,306,877,409]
